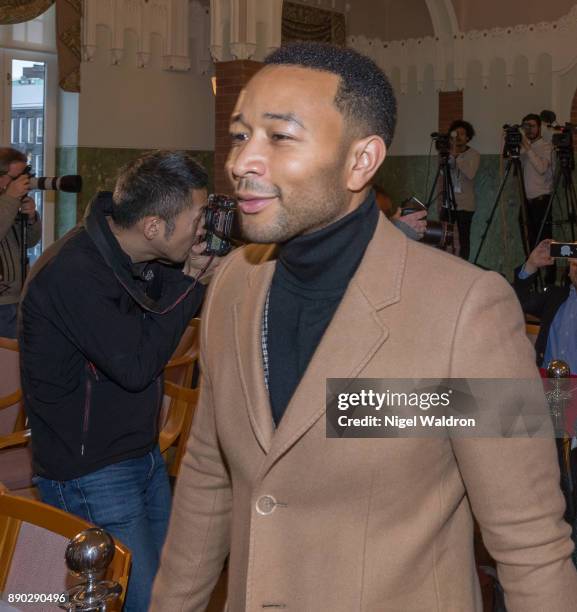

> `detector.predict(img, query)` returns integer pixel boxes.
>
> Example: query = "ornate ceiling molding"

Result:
[82,0,210,72]
[349,5,577,94]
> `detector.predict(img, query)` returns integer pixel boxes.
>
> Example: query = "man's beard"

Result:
[239,156,350,244]
[241,182,348,244]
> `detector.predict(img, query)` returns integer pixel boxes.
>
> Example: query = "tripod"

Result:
[426,150,458,226]
[535,145,577,247]
[473,149,530,266]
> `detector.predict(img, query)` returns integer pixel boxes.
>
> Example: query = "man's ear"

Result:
[142,216,161,241]
[345,135,387,193]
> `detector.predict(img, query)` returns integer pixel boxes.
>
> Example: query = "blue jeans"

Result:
[34,446,171,612]
[0,303,18,338]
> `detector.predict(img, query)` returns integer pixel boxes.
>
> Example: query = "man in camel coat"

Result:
[151,42,577,611]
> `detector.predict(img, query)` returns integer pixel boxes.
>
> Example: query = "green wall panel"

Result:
[55,147,215,238]
[375,154,577,281]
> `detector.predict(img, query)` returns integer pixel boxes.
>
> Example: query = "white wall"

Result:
[79,27,214,150]
[351,5,577,156]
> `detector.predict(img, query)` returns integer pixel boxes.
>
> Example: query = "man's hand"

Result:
[525,239,554,275]
[5,173,30,200]
[397,210,427,240]
[521,130,531,153]
[183,210,223,282]
[20,196,37,222]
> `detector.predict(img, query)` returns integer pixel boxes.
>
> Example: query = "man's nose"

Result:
[228,137,266,181]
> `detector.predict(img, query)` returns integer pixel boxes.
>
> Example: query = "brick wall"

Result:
[214,60,263,193]
[438,90,463,133]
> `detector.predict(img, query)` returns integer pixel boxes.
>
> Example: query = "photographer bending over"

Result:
[19,150,214,612]
[0,147,41,338]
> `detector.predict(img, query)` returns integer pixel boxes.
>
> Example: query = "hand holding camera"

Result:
[5,172,30,200]
[525,239,554,274]
[394,207,427,240]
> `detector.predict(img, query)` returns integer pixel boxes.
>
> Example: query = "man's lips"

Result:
[237,196,277,214]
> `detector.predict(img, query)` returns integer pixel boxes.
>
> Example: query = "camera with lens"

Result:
[430,132,451,157]
[22,165,82,193]
[551,124,574,149]
[502,124,523,157]
[550,123,576,169]
[400,196,454,249]
[203,194,238,256]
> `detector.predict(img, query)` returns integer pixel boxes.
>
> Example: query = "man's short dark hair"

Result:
[112,150,208,235]
[264,42,397,148]
[449,120,475,141]
[0,147,27,175]
[522,113,542,127]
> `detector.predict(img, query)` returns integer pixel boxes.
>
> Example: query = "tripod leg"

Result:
[426,164,443,212]
[568,180,577,243]
[473,159,514,266]
[514,161,532,256]
[534,168,561,248]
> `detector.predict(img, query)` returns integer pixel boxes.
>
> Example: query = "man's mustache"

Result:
[236,180,281,198]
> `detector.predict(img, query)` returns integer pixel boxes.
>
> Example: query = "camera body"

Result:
[203,194,237,256]
[551,124,574,150]
[430,132,451,157]
[400,196,454,249]
[502,124,523,157]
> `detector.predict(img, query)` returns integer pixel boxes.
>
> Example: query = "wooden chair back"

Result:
[525,323,540,346]
[0,387,32,492]
[159,381,199,478]
[164,319,200,388]
[0,337,25,434]
[0,490,131,611]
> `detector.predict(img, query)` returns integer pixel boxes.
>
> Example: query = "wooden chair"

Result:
[0,336,32,495]
[525,323,540,346]
[159,381,199,478]
[0,489,131,611]
[164,318,200,388]
[0,387,33,495]
[0,337,25,434]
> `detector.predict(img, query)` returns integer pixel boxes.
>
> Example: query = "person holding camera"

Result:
[514,239,577,369]
[447,120,480,261]
[520,113,554,251]
[19,150,215,612]
[373,185,427,240]
[0,147,41,338]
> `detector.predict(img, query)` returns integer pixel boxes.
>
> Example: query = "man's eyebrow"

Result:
[230,112,248,126]
[263,112,306,129]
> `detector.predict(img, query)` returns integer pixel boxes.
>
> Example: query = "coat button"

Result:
[256,495,277,515]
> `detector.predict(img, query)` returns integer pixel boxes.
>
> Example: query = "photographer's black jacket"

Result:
[19,192,204,480]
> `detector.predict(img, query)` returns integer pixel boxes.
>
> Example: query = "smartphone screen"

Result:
[550,242,577,258]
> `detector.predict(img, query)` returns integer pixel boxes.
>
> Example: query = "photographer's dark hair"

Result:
[264,42,397,148]
[112,150,208,236]
[522,113,542,127]
[449,120,475,141]
[0,147,27,175]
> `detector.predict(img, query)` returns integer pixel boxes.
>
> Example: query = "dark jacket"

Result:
[19,192,204,480]
[513,265,570,366]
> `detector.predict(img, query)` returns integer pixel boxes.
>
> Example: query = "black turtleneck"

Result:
[267,193,379,425]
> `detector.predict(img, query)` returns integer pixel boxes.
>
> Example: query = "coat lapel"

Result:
[232,245,277,453]
[261,214,408,473]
